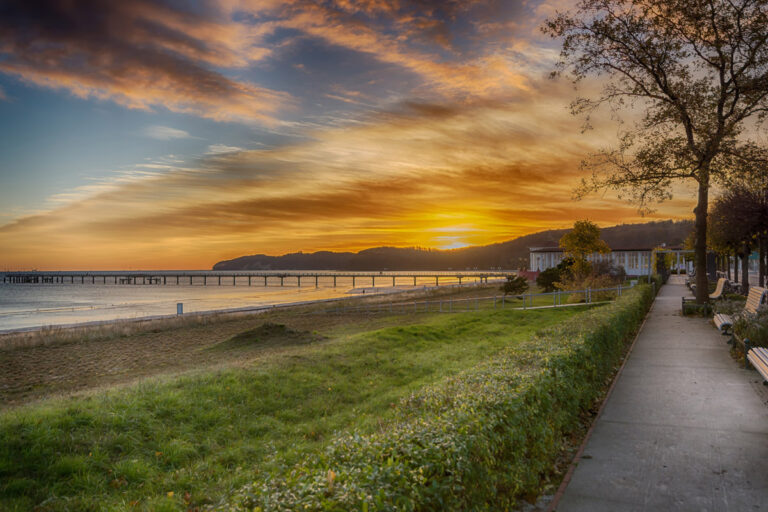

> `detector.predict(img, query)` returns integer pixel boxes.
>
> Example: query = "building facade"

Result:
[529,247,654,277]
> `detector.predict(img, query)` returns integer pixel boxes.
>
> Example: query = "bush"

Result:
[536,257,575,293]
[650,274,663,293]
[734,305,768,348]
[501,275,529,297]
[226,285,655,511]
[558,273,620,302]
[682,302,712,316]
[713,297,745,315]
[591,261,627,282]
[536,267,561,293]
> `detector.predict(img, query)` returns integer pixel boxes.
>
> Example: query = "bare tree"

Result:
[544,0,768,302]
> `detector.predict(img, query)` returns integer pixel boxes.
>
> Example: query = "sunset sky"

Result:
[0,0,696,270]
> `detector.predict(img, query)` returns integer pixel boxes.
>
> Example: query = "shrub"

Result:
[501,275,529,297]
[558,273,620,302]
[591,260,627,282]
[536,267,562,293]
[713,297,745,315]
[226,284,655,511]
[650,274,663,293]
[536,257,575,293]
[682,302,712,316]
[734,305,768,348]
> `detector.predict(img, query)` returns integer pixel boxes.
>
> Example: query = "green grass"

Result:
[0,307,585,511]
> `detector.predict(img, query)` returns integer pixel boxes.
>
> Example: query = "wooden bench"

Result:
[683,277,728,314]
[709,277,727,300]
[714,286,768,335]
[747,346,768,384]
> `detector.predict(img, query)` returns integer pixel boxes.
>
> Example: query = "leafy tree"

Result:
[559,220,610,276]
[709,182,768,291]
[501,275,529,297]
[544,0,768,303]
[536,257,575,292]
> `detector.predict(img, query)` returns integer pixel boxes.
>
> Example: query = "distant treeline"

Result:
[213,220,694,271]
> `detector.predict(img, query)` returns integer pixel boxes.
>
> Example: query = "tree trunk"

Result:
[760,236,766,288]
[727,254,731,280]
[734,249,739,283]
[694,180,709,303]
[764,235,768,286]
[742,244,750,295]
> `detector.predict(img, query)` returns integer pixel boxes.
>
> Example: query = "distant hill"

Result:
[213,220,694,271]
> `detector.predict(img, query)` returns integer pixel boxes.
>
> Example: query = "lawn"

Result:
[0,306,585,511]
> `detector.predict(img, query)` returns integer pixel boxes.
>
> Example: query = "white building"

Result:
[529,247,654,277]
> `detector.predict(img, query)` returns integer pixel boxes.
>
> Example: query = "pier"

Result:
[1,270,510,288]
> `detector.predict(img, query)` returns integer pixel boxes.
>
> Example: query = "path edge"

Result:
[545,287,658,512]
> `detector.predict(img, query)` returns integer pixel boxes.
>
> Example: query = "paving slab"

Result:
[556,275,768,512]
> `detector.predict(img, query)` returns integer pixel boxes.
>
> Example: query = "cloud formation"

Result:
[239,0,538,98]
[0,0,286,122]
[0,87,695,269]
[0,0,699,270]
[144,126,193,140]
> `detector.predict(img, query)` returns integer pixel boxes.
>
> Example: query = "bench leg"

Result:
[745,339,751,369]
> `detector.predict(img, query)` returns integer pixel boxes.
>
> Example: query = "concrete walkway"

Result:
[556,275,768,511]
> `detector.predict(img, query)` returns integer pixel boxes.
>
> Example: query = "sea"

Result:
[0,271,501,332]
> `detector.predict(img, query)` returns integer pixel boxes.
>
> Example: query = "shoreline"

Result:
[0,282,497,336]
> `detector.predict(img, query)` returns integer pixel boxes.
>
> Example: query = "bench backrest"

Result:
[711,278,727,298]
[745,286,768,314]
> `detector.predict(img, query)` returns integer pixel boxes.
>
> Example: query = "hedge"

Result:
[225,282,657,511]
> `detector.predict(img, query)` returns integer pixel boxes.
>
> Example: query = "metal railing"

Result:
[324,284,633,315]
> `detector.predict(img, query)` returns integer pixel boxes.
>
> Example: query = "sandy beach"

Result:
[0,283,498,408]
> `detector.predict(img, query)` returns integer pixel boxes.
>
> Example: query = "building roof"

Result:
[529,246,654,253]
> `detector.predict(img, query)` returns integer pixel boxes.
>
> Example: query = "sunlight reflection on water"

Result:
[0,272,479,330]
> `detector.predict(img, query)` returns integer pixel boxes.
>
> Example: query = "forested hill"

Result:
[213,220,693,271]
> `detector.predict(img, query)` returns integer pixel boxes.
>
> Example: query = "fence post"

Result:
[475,297,479,310]
[494,296,497,309]
[502,295,505,309]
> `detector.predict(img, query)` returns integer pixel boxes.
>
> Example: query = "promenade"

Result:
[556,275,768,511]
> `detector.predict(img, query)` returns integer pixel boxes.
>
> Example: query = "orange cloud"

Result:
[0,87,695,270]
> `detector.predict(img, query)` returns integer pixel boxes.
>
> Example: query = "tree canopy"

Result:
[709,181,768,289]
[559,220,610,276]
[544,0,768,302]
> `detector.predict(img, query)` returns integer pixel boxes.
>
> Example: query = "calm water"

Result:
[0,272,492,331]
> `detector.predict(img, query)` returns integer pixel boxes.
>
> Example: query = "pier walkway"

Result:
[555,275,768,511]
[1,270,506,288]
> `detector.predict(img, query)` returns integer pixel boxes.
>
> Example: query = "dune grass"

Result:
[0,307,585,511]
